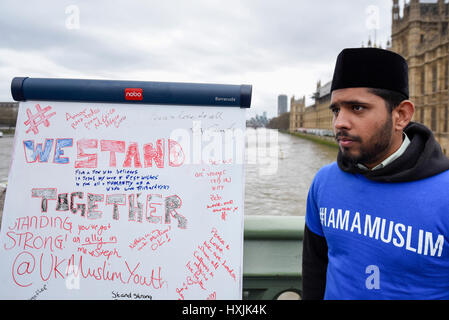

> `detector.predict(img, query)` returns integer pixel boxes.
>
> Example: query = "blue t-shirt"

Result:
[306,162,449,300]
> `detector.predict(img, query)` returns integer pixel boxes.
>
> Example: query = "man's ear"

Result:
[392,100,414,132]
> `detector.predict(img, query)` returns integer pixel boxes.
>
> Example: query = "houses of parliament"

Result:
[290,0,449,155]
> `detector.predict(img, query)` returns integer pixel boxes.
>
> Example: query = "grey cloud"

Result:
[0,0,393,102]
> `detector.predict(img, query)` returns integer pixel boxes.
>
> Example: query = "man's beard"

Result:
[337,115,393,167]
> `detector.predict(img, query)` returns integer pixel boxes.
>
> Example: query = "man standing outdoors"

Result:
[302,47,449,299]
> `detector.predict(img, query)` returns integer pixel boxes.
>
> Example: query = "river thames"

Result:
[0,130,338,216]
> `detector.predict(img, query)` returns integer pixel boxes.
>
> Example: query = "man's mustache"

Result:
[335,131,362,142]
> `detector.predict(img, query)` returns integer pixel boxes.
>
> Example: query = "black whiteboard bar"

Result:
[11,77,252,108]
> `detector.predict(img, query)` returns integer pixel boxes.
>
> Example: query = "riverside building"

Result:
[290,0,449,155]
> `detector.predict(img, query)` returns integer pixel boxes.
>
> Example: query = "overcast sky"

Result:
[0,0,400,118]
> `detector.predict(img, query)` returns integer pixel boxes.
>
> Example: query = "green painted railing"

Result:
[243,215,304,300]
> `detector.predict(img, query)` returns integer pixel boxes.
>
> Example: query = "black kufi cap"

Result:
[331,48,409,98]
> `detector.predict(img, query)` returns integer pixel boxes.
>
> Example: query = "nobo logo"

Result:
[125,88,143,100]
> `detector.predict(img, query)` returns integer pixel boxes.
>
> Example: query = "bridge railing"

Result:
[243,215,304,300]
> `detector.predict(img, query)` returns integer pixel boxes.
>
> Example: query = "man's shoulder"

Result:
[419,167,449,185]
[432,168,449,178]
[314,161,339,179]
[309,162,343,191]
[312,162,449,185]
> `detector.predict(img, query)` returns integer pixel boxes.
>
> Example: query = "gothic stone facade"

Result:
[290,0,449,155]
[289,81,332,133]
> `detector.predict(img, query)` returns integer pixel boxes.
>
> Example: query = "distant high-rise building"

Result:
[277,94,288,116]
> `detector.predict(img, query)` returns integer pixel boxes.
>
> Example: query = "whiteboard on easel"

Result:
[0,78,251,300]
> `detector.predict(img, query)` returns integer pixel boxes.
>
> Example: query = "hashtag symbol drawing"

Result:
[24,104,56,135]
[320,207,326,226]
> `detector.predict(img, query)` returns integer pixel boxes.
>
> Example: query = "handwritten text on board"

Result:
[0,101,245,299]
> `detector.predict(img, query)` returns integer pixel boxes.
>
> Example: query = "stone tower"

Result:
[391,0,449,155]
[289,95,305,132]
